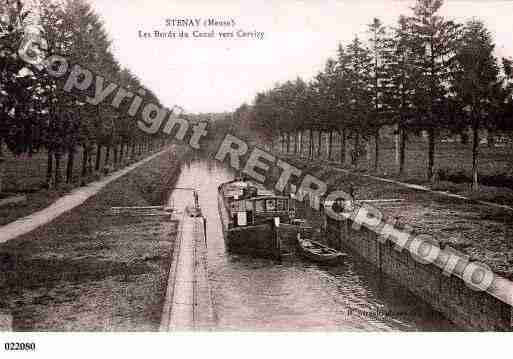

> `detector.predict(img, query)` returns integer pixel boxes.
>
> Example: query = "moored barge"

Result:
[217,179,296,258]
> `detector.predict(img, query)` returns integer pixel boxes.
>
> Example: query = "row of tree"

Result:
[235,0,513,189]
[0,0,167,193]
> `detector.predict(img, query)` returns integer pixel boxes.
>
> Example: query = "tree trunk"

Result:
[427,128,436,182]
[395,124,400,167]
[487,131,494,148]
[105,145,111,166]
[374,130,379,172]
[353,133,360,168]
[328,131,333,161]
[298,131,302,156]
[46,149,54,188]
[309,130,313,160]
[317,131,322,158]
[286,132,290,154]
[0,138,4,194]
[95,144,102,171]
[54,151,62,187]
[119,143,125,163]
[399,126,406,176]
[340,129,346,164]
[461,132,469,145]
[297,131,300,156]
[66,146,75,183]
[114,145,119,165]
[81,145,88,178]
[131,142,136,158]
[0,158,4,194]
[296,131,301,158]
[472,120,480,191]
[305,131,310,158]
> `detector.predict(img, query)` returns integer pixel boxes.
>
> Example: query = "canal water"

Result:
[170,156,456,331]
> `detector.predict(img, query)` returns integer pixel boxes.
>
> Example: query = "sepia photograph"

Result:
[1,0,513,356]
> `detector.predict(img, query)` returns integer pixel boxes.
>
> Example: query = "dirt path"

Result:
[0,148,172,244]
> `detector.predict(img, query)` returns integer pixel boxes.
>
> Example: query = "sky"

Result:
[87,0,513,114]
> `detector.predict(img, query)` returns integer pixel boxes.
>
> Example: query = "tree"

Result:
[0,0,45,192]
[367,18,393,172]
[344,36,374,168]
[409,0,461,182]
[386,15,421,175]
[334,43,353,164]
[496,58,513,134]
[451,20,500,190]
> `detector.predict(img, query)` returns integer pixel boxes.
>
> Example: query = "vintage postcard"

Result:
[0,0,512,356]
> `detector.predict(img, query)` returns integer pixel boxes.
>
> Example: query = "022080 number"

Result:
[4,342,36,351]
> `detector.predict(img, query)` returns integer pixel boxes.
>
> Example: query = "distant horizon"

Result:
[88,0,513,114]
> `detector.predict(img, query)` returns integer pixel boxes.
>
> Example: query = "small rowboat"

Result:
[297,231,345,265]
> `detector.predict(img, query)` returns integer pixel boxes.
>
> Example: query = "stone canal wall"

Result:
[160,213,216,331]
[326,217,512,331]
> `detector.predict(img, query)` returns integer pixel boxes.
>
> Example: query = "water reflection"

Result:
[170,156,455,331]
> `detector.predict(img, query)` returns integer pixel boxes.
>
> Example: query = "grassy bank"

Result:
[0,145,186,331]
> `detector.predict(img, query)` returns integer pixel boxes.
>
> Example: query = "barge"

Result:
[217,179,297,258]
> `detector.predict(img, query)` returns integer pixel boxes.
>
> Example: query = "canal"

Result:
[169,155,456,331]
